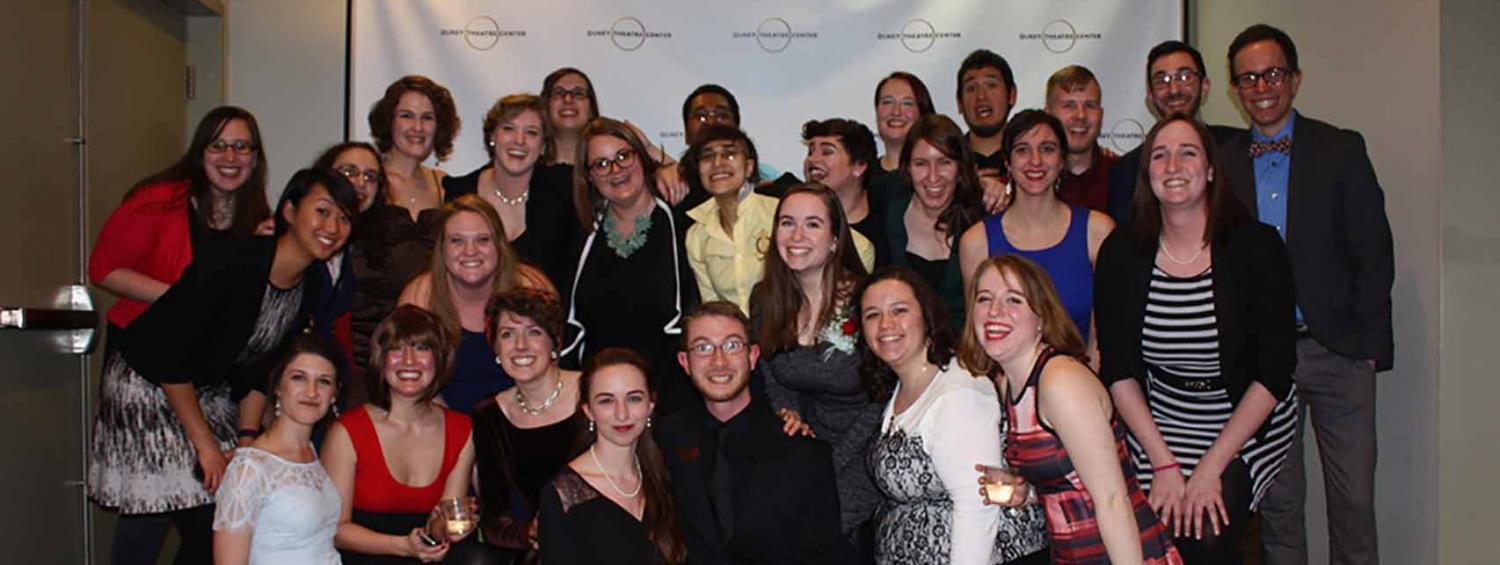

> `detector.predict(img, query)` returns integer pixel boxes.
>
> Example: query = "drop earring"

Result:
[495,354,503,366]
[647,416,653,428]
[588,420,596,433]
[550,351,558,360]
[274,398,282,417]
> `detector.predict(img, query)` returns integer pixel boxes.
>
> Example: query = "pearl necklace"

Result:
[515,377,563,416]
[491,174,529,206]
[589,444,642,498]
[1158,237,1206,265]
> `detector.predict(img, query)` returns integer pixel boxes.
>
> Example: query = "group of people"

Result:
[84,21,1393,565]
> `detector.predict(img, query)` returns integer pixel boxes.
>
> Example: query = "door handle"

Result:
[0,284,99,354]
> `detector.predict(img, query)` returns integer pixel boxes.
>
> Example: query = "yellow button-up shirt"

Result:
[686,193,874,314]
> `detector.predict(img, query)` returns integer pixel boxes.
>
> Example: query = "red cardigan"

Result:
[89,180,195,328]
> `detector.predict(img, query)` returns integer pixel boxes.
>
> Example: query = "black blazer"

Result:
[655,399,842,565]
[122,236,317,399]
[1094,222,1298,405]
[1107,124,1243,227]
[1220,114,1395,370]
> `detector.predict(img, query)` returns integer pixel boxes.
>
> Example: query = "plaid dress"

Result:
[1005,348,1182,565]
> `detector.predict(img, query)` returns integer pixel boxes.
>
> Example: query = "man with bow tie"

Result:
[1220,24,1394,565]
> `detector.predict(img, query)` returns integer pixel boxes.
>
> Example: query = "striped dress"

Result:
[1006,348,1182,564]
[1131,267,1298,509]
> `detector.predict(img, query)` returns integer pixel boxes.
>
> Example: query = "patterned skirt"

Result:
[88,348,237,514]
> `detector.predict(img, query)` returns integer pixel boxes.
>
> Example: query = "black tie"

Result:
[708,424,734,539]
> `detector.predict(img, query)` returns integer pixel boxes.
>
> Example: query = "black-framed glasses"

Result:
[549,87,590,101]
[690,109,735,124]
[334,164,382,186]
[687,338,747,357]
[588,148,637,175]
[1150,69,1201,90]
[1232,67,1293,89]
[206,140,257,155]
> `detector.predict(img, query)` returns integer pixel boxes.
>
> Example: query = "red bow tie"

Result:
[1249,136,1293,158]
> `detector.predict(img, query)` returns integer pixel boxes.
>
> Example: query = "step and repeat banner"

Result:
[350,0,1184,174]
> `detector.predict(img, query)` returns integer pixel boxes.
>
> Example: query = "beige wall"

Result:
[224,0,347,201]
[1439,0,1500,562]
[1195,1,1442,563]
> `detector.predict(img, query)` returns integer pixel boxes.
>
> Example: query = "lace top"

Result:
[213,447,341,565]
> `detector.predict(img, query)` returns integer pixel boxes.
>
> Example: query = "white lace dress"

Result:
[213,447,342,564]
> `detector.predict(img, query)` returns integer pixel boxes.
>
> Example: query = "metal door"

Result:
[0,1,94,563]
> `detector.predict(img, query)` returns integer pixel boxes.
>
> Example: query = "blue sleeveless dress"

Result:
[984,204,1094,338]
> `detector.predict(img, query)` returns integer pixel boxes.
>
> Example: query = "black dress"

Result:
[472,397,585,562]
[537,466,668,565]
[560,201,700,414]
[349,204,441,385]
[443,163,581,295]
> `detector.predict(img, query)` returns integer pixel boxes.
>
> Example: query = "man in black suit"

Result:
[657,301,843,564]
[1107,41,1243,226]
[1220,24,1394,565]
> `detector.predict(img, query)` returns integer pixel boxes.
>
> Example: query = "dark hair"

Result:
[572,117,664,232]
[1147,40,1208,79]
[874,71,937,117]
[1001,109,1071,164]
[957,255,1086,377]
[576,348,687,564]
[312,142,390,266]
[540,68,601,164]
[367,75,461,162]
[801,118,878,192]
[273,167,359,238]
[367,305,458,409]
[264,334,348,427]
[481,93,550,163]
[1046,65,1099,98]
[127,106,271,236]
[677,125,761,197]
[752,183,868,355]
[1228,23,1300,74]
[856,267,956,403]
[899,114,986,238]
[955,49,1017,102]
[1131,116,1250,247]
[485,287,565,354]
[681,301,751,349]
[680,84,742,127]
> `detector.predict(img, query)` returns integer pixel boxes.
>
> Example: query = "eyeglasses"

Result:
[549,87,590,101]
[334,165,382,186]
[1232,67,1293,89]
[687,338,747,357]
[1150,69,1201,90]
[206,140,257,155]
[588,148,637,175]
[698,146,744,164]
[690,109,735,125]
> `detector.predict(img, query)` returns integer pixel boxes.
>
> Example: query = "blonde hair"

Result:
[957,255,1085,376]
[427,195,522,334]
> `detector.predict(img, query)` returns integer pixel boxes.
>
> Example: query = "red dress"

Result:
[341,404,471,514]
[1005,348,1182,564]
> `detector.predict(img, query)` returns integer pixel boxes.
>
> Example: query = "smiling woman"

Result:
[88,168,356,564]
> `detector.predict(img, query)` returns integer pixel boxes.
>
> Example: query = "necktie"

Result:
[1249,136,1293,158]
[708,424,734,539]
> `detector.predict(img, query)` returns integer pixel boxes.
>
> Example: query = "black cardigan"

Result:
[1093,221,1297,405]
[122,236,317,399]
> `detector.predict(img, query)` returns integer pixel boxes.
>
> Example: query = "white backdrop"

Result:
[350,0,1184,175]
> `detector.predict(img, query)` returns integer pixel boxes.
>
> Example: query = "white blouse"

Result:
[213,446,342,565]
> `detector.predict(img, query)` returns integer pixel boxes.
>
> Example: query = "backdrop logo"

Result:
[439,16,525,51]
[732,17,817,53]
[1102,118,1146,152]
[877,19,960,53]
[1018,19,1102,54]
[586,17,671,51]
